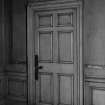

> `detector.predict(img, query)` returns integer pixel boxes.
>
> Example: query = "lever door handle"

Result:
[35,66,43,70]
[35,55,43,80]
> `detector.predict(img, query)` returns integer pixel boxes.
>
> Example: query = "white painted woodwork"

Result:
[57,12,73,26]
[58,31,73,62]
[35,8,76,105]
[39,14,53,27]
[85,65,105,105]
[27,1,83,105]
[38,32,52,62]
[93,90,105,105]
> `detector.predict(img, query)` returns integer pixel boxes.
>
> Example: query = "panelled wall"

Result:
[5,0,27,105]
[84,0,105,105]
[0,0,11,104]
[6,0,81,105]
[0,67,4,105]
[5,0,105,105]
[6,64,27,105]
[84,65,105,105]
[0,1,4,104]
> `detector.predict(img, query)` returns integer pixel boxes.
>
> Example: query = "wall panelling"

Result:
[84,65,105,105]
[6,64,27,105]
[0,67,5,105]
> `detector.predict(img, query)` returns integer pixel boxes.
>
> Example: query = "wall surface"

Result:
[0,0,11,104]
[84,0,105,105]
[84,0,105,65]
[0,0,2,65]
[6,0,27,105]
[0,0,4,104]
[12,0,27,63]
[0,0,11,66]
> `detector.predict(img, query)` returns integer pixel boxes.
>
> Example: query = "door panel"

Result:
[39,31,53,62]
[39,14,53,28]
[39,72,53,104]
[58,31,73,63]
[58,74,74,105]
[57,13,73,26]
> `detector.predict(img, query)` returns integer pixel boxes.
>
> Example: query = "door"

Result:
[27,2,83,105]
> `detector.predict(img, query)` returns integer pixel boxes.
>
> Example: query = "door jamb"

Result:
[27,1,83,105]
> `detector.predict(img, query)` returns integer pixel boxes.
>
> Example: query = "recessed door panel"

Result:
[58,31,73,63]
[39,72,53,104]
[38,32,53,62]
[38,14,53,27]
[57,13,73,26]
[58,74,74,105]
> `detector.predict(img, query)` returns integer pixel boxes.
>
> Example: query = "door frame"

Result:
[27,1,83,105]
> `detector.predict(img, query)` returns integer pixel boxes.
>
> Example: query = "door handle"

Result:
[35,55,43,80]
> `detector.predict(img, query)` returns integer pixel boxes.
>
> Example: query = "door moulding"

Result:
[27,1,83,105]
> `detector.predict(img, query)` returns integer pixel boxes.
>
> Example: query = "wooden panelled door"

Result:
[27,1,83,105]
